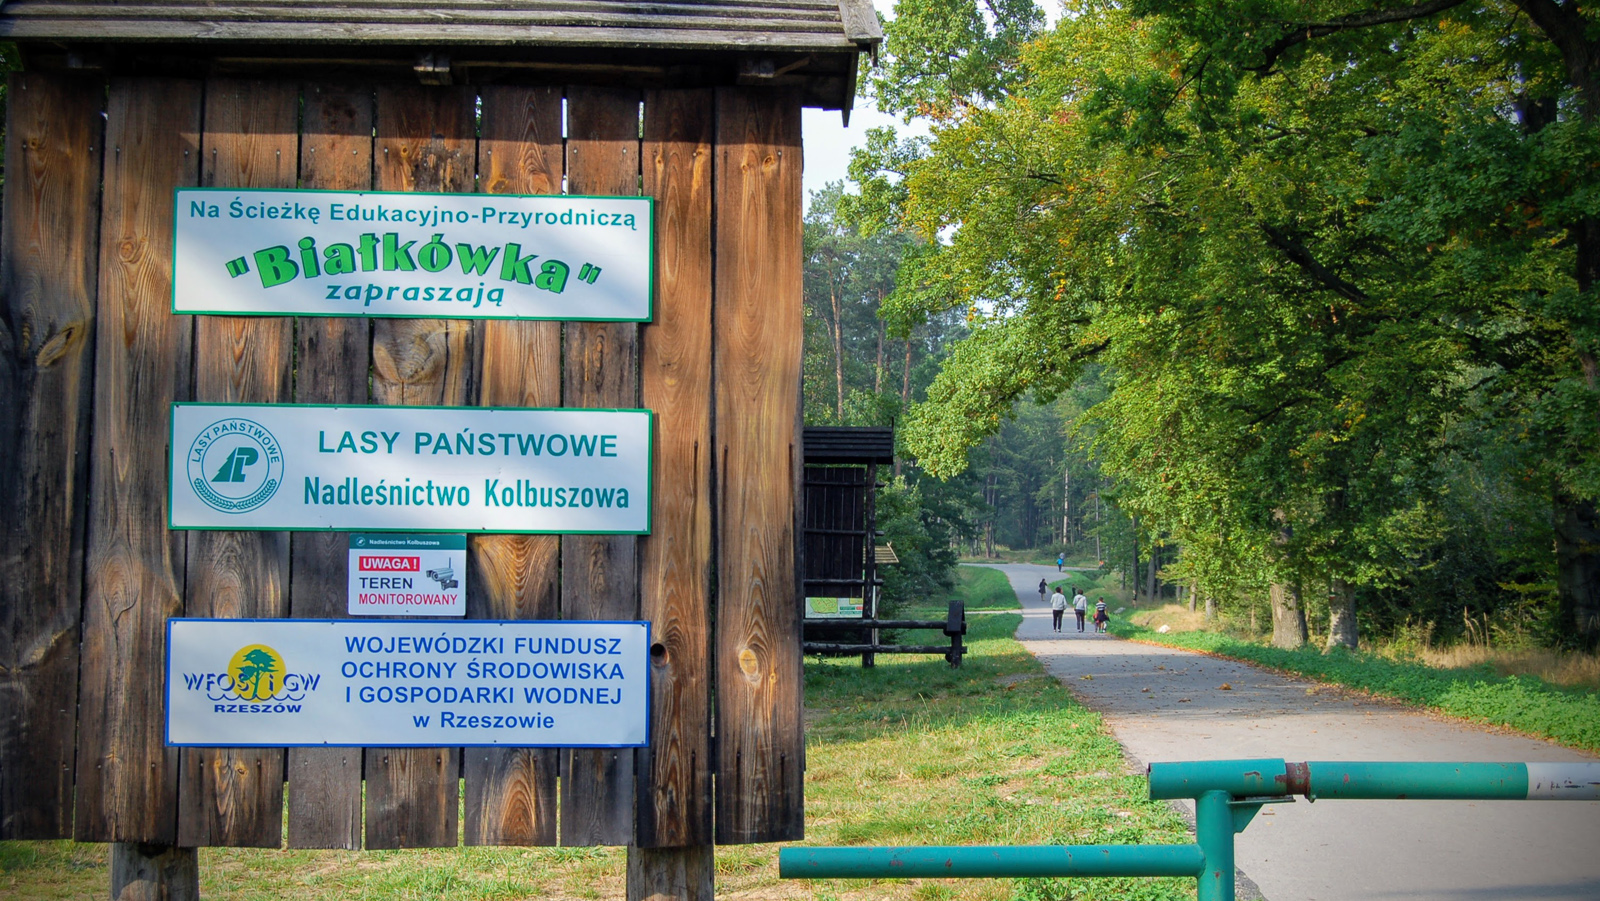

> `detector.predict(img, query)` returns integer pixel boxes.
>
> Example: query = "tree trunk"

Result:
[1269,582,1308,649]
[1130,515,1140,602]
[1326,576,1359,649]
[830,285,844,422]
[874,315,885,394]
[1204,590,1215,621]
[901,334,913,406]
[1147,542,1159,602]
[1188,578,1198,613]
[1062,467,1071,548]
[1512,1,1600,651]
[1555,491,1600,649]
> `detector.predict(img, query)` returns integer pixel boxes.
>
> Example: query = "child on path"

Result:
[1094,597,1108,633]
[1039,577,1049,602]
[1050,587,1067,632]
[1073,588,1088,632]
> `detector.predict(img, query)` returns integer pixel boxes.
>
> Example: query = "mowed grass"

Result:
[954,565,1025,611]
[0,586,1193,901]
[1109,617,1600,754]
[799,608,1193,901]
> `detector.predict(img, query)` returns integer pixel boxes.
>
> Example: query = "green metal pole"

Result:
[1303,762,1528,800]
[777,844,1205,879]
[1193,790,1235,901]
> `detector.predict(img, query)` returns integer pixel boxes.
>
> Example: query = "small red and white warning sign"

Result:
[347,533,466,616]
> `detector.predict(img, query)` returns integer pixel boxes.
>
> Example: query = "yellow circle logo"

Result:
[227,644,285,701]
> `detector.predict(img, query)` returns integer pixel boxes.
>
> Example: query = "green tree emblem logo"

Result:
[228,645,285,701]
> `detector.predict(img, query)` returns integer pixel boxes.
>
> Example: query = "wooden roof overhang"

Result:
[0,0,881,112]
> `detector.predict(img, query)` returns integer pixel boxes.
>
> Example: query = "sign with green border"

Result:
[170,403,652,533]
[173,188,653,321]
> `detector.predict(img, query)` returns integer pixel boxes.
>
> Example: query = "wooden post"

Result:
[76,74,204,898]
[712,87,805,844]
[76,76,202,846]
[462,84,564,847]
[176,76,297,849]
[363,83,479,849]
[111,842,200,901]
[285,81,375,851]
[627,844,715,901]
[561,85,642,847]
[630,87,717,897]
[0,71,104,840]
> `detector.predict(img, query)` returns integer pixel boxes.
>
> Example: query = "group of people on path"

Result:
[1040,578,1108,633]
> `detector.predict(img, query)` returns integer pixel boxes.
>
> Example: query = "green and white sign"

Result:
[173,188,652,321]
[170,403,651,533]
[805,596,865,619]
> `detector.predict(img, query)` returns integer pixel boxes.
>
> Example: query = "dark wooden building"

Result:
[0,3,878,899]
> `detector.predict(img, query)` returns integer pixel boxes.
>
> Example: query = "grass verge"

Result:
[1108,619,1600,754]
[954,565,1024,611]
[0,590,1193,900]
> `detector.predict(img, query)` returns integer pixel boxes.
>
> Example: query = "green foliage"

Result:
[868,0,1045,119]
[844,0,1600,646]
[1111,621,1600,752]
[877,476,961,616]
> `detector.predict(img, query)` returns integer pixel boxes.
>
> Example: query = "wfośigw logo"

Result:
[187,418,284,513]
[179,643,319,709]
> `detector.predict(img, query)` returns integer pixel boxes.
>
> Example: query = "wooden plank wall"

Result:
[364,84,479,850]
[75,77,202,844]
[1,77,805,850]
[713,88,806,844]
[0,71,104,840]
[636,88,715,848]
[177,77,297,849]
[560,85,642,848]
[462,84,565,848]
[285,81,375,851]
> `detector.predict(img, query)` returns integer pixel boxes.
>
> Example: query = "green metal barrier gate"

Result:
[779,759,1600,901]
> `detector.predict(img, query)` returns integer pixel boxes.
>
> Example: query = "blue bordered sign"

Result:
[166,618,649,747]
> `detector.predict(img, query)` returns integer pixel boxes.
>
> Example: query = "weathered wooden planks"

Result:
[560,86,642,848]
[635,88,715,849]
[461,84,564,848]
[176,77,297,850]
[712,87,805,844]
[75,77,203,844]
[362,83,478,850]
[0,71,105,840]
[284,81,376,852]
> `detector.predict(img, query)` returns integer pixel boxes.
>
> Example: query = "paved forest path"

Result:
[982,563,1600,901]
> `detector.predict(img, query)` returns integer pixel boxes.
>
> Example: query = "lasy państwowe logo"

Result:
[186,418,283,513]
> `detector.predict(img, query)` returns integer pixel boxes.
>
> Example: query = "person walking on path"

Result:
[1049,587,1067,632]
[1093,597,1108,633]
[1056,553,1065,571]
[1039,577,1049,602]
[1073,588,1088,632]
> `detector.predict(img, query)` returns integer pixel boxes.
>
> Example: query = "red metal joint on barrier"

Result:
[1280,761,1311,797]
